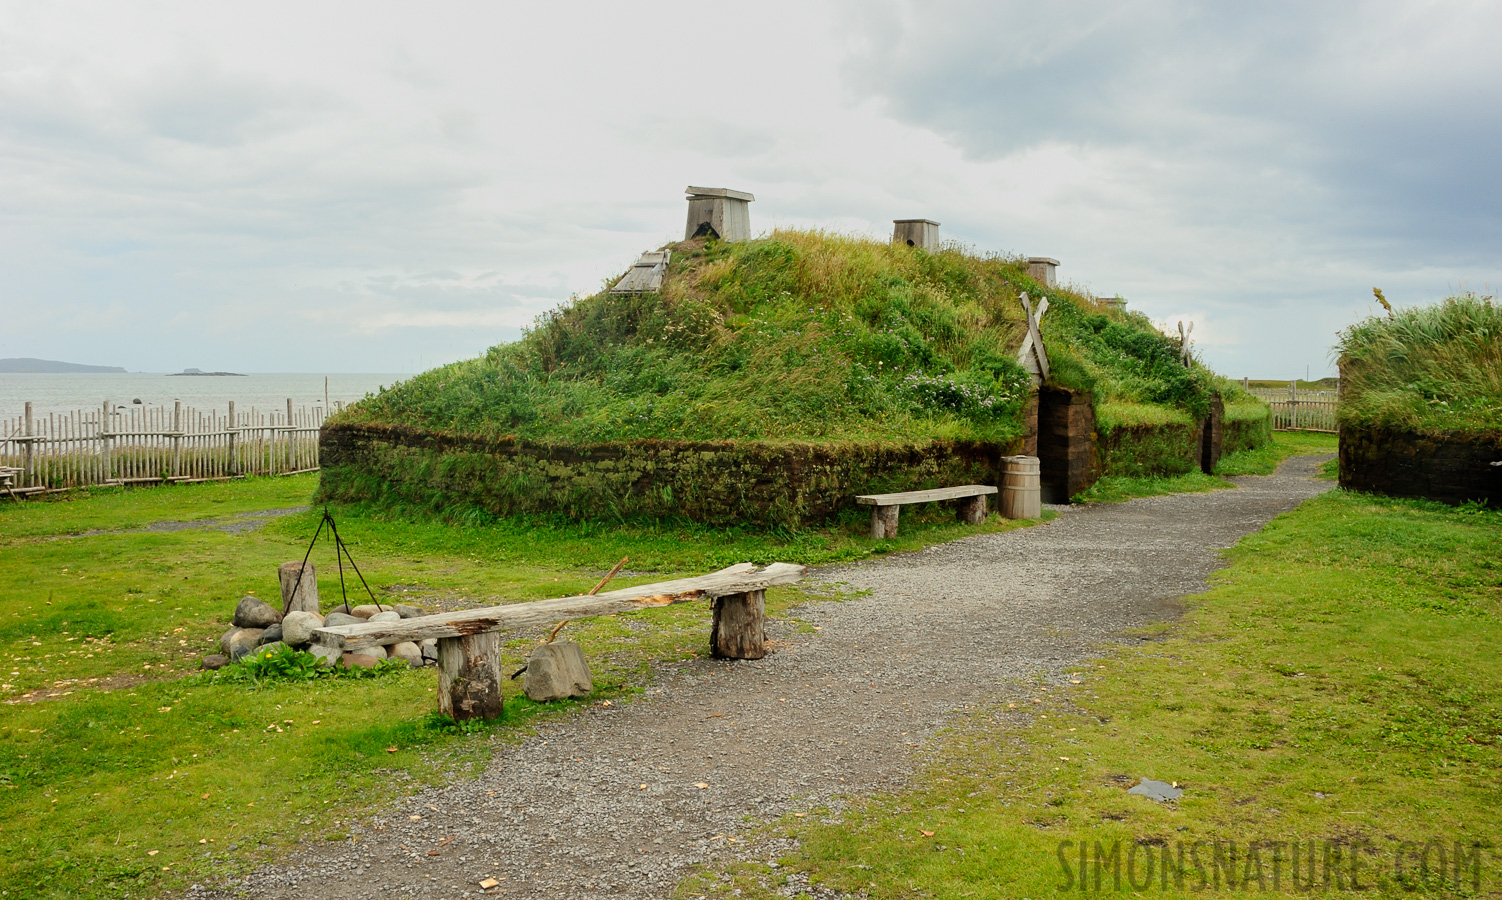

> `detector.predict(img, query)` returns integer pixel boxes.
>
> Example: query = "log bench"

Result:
[311,562,807,721]
[856,484,998,539]
[0,467,20,498]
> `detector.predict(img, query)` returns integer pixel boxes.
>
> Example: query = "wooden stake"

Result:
[588,556,629,595]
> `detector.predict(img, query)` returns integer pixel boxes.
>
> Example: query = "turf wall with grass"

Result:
[319,422,1014,527]
[1223,398,1273,453]
[1339,426,1501,505]
[325,231,1270,518]
[1093,394,1267,481]
[1336,294,1502,505]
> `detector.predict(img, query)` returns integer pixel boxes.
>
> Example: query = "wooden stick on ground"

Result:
[589,557,629,596]
[544,556,628,644]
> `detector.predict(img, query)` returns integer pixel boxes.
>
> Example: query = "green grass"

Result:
[0,473,1050,899]
[1215,431,1339,477]
[1072,471,1233,504]
[1079,432,1338,501]
[1095,400,1197,430]
[337,230,1250,448]
[683,487,1502,898]
[1337,293,1502,438]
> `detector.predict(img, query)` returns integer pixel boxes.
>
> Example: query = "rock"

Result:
[1128,778,1183,802]
[394,604,426,619]
[325,603,353,616]
[220,627,265,660]
[420,638,439,664]
[323,612,362,627]
[201,654,229,671]
[309,644,341,667]
[232,596,281,629]
[340,653,381,669]
[389,641,422,667]
[363,644,388,660]
[256,623,283,646]
[280,610,323,646]
[350,604,389,619]
[249,641,288,660]
[277,562,319,615]
[523,641,593,702]
[367,611,401,624]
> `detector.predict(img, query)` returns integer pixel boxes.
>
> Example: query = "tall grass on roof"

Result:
[1336,293,1502,438]
[340,230,1253,445]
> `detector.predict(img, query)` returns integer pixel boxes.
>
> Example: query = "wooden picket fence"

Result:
[1247,383,1338,433]
[0,400,324,496]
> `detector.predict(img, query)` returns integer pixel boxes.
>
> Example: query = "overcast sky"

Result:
[2,1,1497,378]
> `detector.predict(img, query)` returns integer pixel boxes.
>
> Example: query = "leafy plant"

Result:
[211,643,407,687]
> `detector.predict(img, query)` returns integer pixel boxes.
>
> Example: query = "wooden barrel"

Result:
[1000,455,1041,519]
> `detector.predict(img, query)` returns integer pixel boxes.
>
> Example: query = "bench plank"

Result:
[312,562,808,652]
[856,484,998,506]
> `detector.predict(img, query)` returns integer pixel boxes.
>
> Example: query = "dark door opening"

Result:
[1037,386,1070,504]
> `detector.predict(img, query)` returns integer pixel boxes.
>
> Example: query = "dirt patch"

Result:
[53,506,310,540]
[183,457,1332,900]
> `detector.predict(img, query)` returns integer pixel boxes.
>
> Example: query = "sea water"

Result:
[0,373,413,423]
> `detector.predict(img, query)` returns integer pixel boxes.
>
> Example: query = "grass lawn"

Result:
[1074,431,1337,504]
[685,466,1501,897]
[0,474,1046,900]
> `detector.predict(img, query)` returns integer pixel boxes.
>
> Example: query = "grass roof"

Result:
[1336,293,1502,438]
[338,230,1252,444]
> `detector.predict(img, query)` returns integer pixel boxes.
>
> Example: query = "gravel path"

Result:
[189,458,1331,900]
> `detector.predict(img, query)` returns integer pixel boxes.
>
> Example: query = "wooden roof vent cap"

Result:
[1027,257,1060,288]
[893,219,940,249]
[685,186,755,242]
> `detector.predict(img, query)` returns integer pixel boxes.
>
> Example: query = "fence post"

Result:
[1288,381,1299,430]
[285,398,294,473]
[170,401,182,480]
[23,401,33,477]
[100,401,113,483]
[227,401,238,477]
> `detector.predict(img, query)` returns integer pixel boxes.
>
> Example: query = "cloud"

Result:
[840,0,1502,261]
[0,0,1495,381]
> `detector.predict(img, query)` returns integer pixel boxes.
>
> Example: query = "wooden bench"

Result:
[856,484,998,539]
[311,562,807,721]
[0,467,21,499]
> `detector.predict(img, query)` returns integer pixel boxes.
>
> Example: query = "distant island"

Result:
[169,368,245,377]
[0,357,128,374]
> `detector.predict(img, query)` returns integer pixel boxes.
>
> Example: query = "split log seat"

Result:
[857,484,998,539]
[311,562,807,721]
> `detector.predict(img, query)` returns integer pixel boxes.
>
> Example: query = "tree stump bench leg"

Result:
[436,632,505,722]
[869,505,900,539]
[956,494,987,525]
[711,589,766,659]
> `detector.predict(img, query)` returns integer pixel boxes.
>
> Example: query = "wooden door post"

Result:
[436,633,505,721]
[711,590,766,659]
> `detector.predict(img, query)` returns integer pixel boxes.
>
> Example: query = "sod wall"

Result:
[318,423,1018,527]
[1223,404,1273,454]
[1339,426,1502,506]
